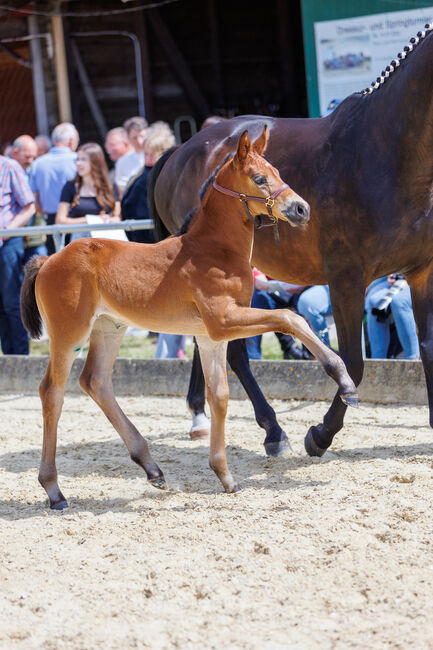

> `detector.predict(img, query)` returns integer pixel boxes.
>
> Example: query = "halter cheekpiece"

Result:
[212,180,288,245]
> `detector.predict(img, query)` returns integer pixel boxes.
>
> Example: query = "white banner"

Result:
[314,6,433,116]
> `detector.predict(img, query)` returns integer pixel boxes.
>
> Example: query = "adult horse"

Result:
[150,25,433,457]
[21,129,356,509]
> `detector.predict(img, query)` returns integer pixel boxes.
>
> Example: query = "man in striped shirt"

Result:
[0,155,35,354]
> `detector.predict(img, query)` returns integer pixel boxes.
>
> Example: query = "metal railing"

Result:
[0,219,154,252]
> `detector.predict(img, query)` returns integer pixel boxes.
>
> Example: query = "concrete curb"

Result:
[0,356,427,405]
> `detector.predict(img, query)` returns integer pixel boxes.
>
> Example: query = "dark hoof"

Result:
[264,438,293,457]
[340,392,359,408]
[304,428,327,457]
[189,428,210,440]
[50,499,68,510]
[148,476,167,490]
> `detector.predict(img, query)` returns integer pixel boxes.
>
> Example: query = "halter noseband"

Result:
[212,180,288,245]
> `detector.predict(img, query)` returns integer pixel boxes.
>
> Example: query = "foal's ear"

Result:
[253,125,269,156]
[235,130,252,163]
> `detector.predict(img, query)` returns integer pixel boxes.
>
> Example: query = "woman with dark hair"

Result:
[55,142,120,241]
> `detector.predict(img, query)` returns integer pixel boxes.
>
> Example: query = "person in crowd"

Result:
[115,116,148,196]
[122,121,175,244]
[55,142,120,242]
[297,285,333,347]
[29,122,79,254]
[10,135,47,262]
[10,135,37,172]
[0,155,35,354]
[1,143,12,156]
[365,275,419,359]
[34,134,51,158]
[200,115,227,130]
[245,268,310,360]
[104,126,131,188]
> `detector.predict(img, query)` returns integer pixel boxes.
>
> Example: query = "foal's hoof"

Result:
[189,428,210,441]
[148,476,167,490]
[264,438,293,457]
[304,428,327,457]
[340,392,359,408]
[225,483,241,494]
[50,499,69,510]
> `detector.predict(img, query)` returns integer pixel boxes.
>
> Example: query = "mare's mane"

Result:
[361,22,433,96]
[176,152,233,236]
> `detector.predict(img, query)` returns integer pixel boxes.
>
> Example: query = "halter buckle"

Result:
[239,193,247,202]
[265,196,275,208]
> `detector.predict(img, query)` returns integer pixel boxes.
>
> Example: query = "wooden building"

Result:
[0,0,307,149]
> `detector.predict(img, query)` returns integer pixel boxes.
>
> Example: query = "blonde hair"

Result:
[144,122,175,162]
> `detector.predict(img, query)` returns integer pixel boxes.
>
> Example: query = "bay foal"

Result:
[21,127,357,509]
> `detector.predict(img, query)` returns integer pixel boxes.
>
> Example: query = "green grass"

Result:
[29,332,285,359]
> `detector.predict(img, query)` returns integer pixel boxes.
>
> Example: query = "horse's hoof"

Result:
[304,428,327,457]
[50,499,68,510]
[189,428,210,441]
[148,476,167,490]
[225,483,241,494]
[340,392,359,408]
[264,438,293,457]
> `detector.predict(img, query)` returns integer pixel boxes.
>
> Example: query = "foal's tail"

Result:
[20,255,47,339]
[148,145,178,242]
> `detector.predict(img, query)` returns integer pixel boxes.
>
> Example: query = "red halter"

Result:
[212,180,289,245]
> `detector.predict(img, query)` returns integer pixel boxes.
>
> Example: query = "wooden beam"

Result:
[28,13,49,135]
[147,8,210,121]
[51,9,72,122]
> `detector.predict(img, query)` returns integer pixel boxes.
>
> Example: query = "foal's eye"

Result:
[253,175,267,186]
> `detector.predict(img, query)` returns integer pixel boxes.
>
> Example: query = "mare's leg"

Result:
[186,340,210,440]
[304,279,365,456]
[407,264,433,425]
[195,336,238,493]
[79,315,165,488]
[39,344,81,509]
[226,338,291,456]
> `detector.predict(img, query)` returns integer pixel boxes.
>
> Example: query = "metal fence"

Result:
[0,219,154,252]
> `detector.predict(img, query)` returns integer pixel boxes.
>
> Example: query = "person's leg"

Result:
[245,290,277,359]
[23,244,48,265]
[390,286,420,359]
[155,333,183,359]
[0,239,29,354]
[297,285,332,345]
[365,279,391,358]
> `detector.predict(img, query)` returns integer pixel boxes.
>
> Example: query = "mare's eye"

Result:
[253,175,267,186]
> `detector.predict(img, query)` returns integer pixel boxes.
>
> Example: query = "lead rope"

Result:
[239,195,280,245]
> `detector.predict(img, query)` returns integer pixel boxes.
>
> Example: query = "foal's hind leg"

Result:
[196,336,238,493]
[39,345,80,509]
[79,315,165,489]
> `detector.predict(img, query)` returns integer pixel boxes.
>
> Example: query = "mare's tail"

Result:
[148,145,178,242]
[20,255,47,339]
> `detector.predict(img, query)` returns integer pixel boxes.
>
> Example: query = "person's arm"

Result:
[6,202,35,230]
[112,200,121,220]
[55,202,87,225]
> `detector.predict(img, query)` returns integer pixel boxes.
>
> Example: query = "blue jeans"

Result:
[297,285,332,346]
[23,243,48,265]
[0,237,29,354]
[155,333,184,359]
[246,290,279,359]
[365,277,419,359]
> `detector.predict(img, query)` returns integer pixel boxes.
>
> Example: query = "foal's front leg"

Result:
[204,306,358,406]
[195,336,238,493]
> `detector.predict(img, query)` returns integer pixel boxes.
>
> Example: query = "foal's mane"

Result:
[176,152,233,236]
[361,22,433,96]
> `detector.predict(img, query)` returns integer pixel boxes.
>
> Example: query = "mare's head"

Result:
[217,126,310,227]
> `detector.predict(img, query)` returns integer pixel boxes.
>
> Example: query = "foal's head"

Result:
[221,126,310,227]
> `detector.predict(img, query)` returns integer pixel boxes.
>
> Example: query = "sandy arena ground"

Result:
[1,392,433,649]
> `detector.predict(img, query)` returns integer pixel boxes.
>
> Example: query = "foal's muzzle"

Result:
[282,199,310,226]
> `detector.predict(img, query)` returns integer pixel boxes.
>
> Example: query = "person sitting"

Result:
[55,142,120,243]
[365,275,419,359]
[245,269,310,360]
